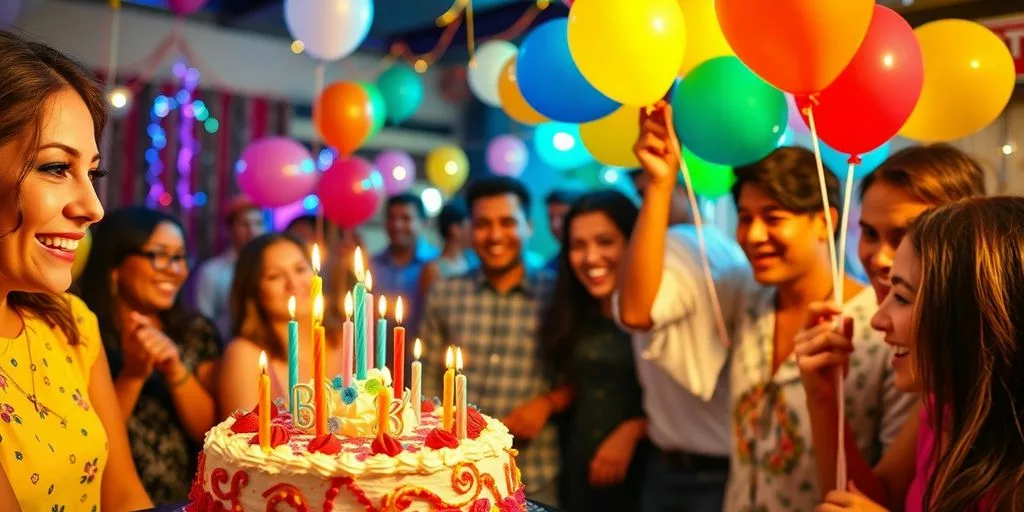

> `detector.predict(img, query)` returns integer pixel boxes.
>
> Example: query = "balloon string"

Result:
[313,62,326,248]
[661,109,732,350]
[805,104,848,491]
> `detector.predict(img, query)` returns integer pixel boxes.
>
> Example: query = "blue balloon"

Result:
[377,64,424,124]
[534,122,594,170]
[820,140,892,180]
[516,19,619,123]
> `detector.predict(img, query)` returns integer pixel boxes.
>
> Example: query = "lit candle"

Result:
[455,347,467,441]
[365,271,375,370]
[376,386,391,436]
[376,296,388,370]
[313,294,328,436]
[353,248,368,380]
[311,244,323,330]
[287,296,299,418]
[442,346,454,431]
[393,297,406,399]
[342,292,354,388]
[258,351,271,451]
[411,339,422,425]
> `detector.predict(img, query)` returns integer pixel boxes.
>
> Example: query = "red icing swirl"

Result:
[370,432,403,457]
[230,412,259,434]
[425,428,459,450]
[247,425,290,449]
[465,408,486,440]
[307,434,342,455]
[421,399,436,413]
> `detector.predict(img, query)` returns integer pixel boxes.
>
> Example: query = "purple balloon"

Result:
[318,157,384,229]
[373,150,417,195]
[0,0,22,27]
[168,0,207,16]
[486,135,528,177]
[236,137,318,208]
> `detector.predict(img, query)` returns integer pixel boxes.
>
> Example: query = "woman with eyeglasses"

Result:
[77,206,220,503]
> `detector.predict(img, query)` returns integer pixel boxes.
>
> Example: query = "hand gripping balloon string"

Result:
[652,104,732,351]
[804,98,849,491]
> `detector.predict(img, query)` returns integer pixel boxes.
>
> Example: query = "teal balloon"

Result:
[820,140,892,180]
[683,149,736,198]
[672,57,788,166]
[534,122,593,170]
[377,64,423,124]
[357,81,387,137]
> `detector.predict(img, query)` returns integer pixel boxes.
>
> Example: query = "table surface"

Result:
[147,499,560,511]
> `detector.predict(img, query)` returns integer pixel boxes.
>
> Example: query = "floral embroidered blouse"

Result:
[724,287,916,512]
[0,295,108,512]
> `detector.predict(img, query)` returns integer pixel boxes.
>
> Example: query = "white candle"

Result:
[411,339,422,425]
[455,347,467,440]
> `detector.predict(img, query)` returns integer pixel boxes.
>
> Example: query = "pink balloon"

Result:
[168,0,207,16]
[785,93,810,135]
[318,157,384,229]
[562,0,574,6]
[373,150,417,195]
[236,137,318,208]
[486,135,528,177]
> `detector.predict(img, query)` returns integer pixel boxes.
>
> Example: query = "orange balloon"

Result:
[314,81,373,155]
[497,57,547,125]
[716,0,874,94]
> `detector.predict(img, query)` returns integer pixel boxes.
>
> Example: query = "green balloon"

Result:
[377,64,424,124]
[682,148,736,199]
[357,81,387,138]
[672,56,787,167]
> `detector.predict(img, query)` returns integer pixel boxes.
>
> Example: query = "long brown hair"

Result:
[909,197,1024,511]
[0,31,107,345]
[860,144,986,204]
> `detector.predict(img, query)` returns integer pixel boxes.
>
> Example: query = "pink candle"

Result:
[393,297,406,399]
[342,292,354,388]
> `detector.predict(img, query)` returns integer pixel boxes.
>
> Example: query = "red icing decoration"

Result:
[192,467,248,512]
[308,434,342,455]
[247,425,290,448]
[261,483,309,511]
[471,498,492,512]
[370,432,403,457]
[230,412,259,434]
[421,399,436,413]
[424,428,459,450]
[465,408,486,440]
[186,453,207,511]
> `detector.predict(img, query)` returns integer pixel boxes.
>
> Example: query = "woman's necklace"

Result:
[0,325,70,428]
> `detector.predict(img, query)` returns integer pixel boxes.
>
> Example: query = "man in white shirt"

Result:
[195,195,266,341]
[616,105,752,511]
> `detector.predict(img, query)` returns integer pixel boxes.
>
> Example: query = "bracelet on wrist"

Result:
[168,369,192,388]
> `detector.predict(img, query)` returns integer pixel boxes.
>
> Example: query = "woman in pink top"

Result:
[806,197,1024,511]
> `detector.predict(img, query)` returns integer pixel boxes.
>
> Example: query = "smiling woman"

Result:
[0,30,151,511]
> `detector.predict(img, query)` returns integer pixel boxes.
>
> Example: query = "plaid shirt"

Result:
[419,268,558,493]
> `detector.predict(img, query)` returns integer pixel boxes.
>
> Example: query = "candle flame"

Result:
[396,296,404,324]
[259,350,268,374]
[455,347,463,371]
[288,296,296,319]
[344,291,353,319]
[312,244,321,274]
[445,346,454,369]
[354,246,364,281]
[414,339,422,360]
[378,295,387,316]
[365,270,373,292]
[314,294,324,323]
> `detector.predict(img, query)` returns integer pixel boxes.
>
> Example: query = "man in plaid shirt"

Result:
[420,177,560,505]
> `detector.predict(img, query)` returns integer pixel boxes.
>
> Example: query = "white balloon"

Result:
[284,0,374,62]
[467,41,518,107]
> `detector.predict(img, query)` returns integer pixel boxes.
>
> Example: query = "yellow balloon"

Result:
[498,57,548,126]
[568,0,686,106]
[426,145,469,195]
[676,0,734,77]
[71,229,92,281]
[899,20,1015,143]
[580,106,641,167]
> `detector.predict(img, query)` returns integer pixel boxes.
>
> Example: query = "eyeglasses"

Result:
[132,250,190,271]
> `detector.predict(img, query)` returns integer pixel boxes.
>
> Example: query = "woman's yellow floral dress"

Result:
[0,295,108,511]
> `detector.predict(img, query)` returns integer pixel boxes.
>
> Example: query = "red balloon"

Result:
[318,157,384,229]
[314,82,373,156]
[796,6,923,156]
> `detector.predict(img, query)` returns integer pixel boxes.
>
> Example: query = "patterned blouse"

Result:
[724,287,916,512]
[0,295,108,512]
[102,311,220,504]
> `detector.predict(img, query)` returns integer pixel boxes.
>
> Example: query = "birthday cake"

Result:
[187,369,526,512]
